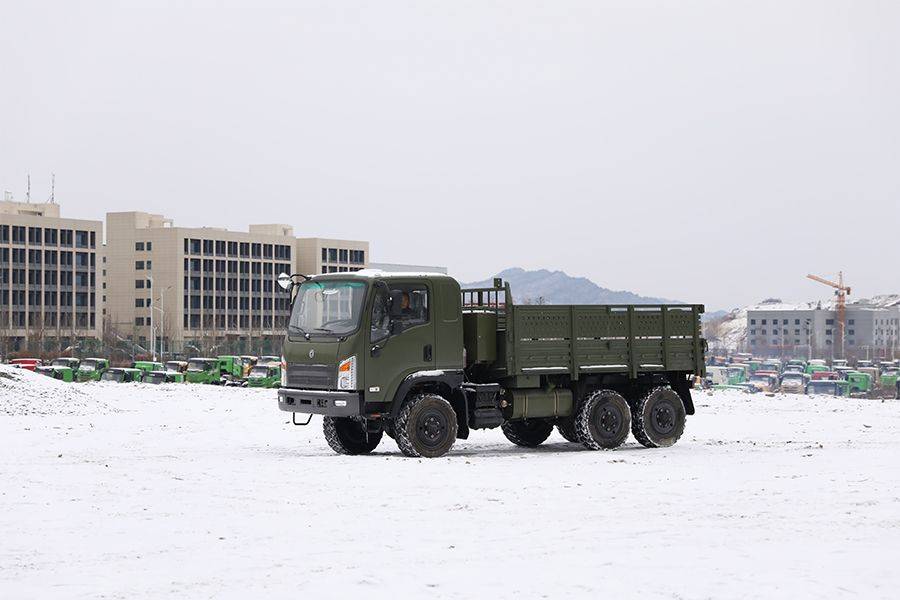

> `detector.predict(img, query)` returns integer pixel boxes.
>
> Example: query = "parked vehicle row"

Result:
[704,355,899,398]
[6,354,283,388]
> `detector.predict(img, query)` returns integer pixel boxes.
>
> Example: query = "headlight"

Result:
[337,355,357,390]
[280,356,287,387]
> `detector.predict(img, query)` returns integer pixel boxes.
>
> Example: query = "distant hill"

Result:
[462,268,682,305]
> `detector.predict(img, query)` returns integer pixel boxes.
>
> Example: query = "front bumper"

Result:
[278,388,362,417]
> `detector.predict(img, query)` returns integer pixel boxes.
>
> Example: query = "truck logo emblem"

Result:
[308,349,315,359]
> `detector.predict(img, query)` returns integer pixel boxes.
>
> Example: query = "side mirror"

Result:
[277,272,293,291]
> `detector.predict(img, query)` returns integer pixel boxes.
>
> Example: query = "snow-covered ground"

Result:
[2,366,898,599]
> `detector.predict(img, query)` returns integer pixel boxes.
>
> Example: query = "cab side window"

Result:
[389,285,429,329]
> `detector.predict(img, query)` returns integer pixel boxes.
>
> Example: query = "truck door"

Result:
[364,279,436,406]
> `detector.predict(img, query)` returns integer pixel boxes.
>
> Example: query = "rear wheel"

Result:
[395,393,458,458]
[501,419,554,447]
[575,390,631,450]
[323,417,383,455]
[555,416,580,443]
[631,387,686,448]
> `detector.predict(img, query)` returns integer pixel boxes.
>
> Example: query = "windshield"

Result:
[165,362,182,372]
[101,371,124,382]
[808,381,837,394]
[249,366,270,377]
[80,359,101,371]
[289,280,367,336]
[51,359,75,368]
[782,374,804,383]
[187,359,215,372]
[750,374,771,383]
[145,373,166,383]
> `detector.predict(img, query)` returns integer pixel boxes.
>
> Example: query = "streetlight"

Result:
[148,276,173,361]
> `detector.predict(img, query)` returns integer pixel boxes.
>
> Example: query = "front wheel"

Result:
[323,417,383,455]
[395,394,458,458]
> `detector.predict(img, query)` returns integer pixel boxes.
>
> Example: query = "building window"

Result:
[761,319,767,325]
[321,248,327,261]
[826,319,834,325]
[794,319,800,325]
[135,317,144,326]
[135,261,144,270]
[848,319,854,325]
[825,329,832,336]
[848,329,855,335]
[135,280,145,289]
[135,299,144,307]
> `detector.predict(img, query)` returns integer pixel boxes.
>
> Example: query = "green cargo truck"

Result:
[185,358,222,384]
[132,360,164,374]
[247,365,281,388]
[76,358,109,381]
[845,371,872,394]
[277,273,706,458]
[36,365,76,382]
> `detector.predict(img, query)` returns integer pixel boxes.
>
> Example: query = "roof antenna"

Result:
[49,173,55,203]
[26,174,31,203]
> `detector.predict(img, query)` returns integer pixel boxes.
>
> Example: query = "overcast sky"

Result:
[2,1,898,310]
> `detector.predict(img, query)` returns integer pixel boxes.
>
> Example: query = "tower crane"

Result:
[806,272,851,358]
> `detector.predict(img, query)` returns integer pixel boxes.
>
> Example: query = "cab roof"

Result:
[311,270,455,282]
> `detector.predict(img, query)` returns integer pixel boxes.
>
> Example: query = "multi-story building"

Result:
[295,238,369,275]
[746,300,900,360]
[0,201,103,353]
[105,212,297,355]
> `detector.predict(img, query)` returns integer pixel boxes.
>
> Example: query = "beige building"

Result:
[105,212,300,354]
[296,237,369,275]
[0,201,103,353]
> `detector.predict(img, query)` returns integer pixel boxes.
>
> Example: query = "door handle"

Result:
[371,344,382,357]
[424,344,433,362]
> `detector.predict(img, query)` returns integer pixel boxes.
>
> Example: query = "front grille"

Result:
[287,363,334,389]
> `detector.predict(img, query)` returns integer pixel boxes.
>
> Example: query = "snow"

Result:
[2,381,899,599]
[0,365,116,417]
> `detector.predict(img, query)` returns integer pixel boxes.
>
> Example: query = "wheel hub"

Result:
[652,402,676,435]
[596,406,621,438]
[418,410,448,447]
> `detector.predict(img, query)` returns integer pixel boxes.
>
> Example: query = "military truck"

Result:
[276,272,706,458]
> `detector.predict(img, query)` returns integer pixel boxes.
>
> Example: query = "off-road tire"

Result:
[323,417,383,455]
[575,389,631,450]
[395,393,458,458]
[556,416,580,443]
[631,386,686,448]
[501,419,554,447]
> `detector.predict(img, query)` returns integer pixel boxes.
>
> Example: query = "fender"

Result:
[670,372,696,415]
[389,370,465,419]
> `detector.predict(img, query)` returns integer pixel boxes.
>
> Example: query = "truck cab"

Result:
[278,272,706,458]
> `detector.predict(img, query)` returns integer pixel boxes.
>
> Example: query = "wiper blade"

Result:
[288,325,310,339]
[313,327,334,333]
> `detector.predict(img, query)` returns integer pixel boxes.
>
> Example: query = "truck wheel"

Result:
[323,417,383,455]
[556,416,580,443]
[631,387,686,448]
[395,393,458,458]
[501,419,554,447]
[575,390,631,450]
